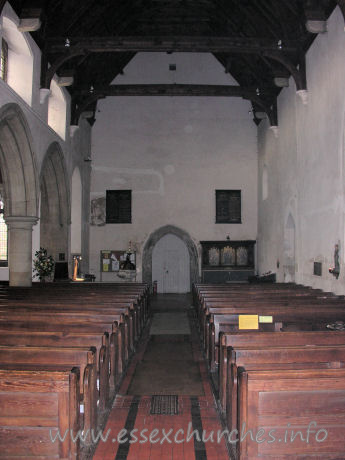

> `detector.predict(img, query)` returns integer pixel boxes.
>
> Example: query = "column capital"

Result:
[5,216,39,229]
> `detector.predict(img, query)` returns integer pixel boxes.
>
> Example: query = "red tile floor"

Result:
[93,295,230,460]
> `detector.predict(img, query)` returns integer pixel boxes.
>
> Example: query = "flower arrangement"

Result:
[33,247,55,281]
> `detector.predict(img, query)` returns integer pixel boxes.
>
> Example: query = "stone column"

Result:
[5,216,38,287]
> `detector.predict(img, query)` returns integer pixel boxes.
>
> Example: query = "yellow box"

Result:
[239,315,259,330]
[259,315,273,323]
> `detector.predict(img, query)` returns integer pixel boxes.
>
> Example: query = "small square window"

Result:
[216,190,241,224]
[314,262,322,276]
[106,190,132,223]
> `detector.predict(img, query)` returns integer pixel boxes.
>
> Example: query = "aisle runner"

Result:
[127,334,204,396]
[93,294,229,460]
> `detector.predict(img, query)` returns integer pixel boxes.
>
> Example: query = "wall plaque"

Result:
[216,190,241,224]
[106,190,131,223]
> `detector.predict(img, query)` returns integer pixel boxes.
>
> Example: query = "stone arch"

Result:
[142,225,199,289]
[40,142,70,261]
[0,103,39,216]
[0,103,39,285]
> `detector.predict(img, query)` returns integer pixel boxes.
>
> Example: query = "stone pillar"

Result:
[5,216,38,287]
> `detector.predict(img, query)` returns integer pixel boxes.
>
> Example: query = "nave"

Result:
[1,281,345,459]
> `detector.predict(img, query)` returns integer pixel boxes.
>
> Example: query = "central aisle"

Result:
[93,294,230,460]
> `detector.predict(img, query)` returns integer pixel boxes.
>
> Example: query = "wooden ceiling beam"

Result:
[72,84,278,126]
[43,49,87,88]
[263,51,306,91]
[74,84,277,98]
[47,35,300,54]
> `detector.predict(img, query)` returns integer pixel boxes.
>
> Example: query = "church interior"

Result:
[1,0,345,458]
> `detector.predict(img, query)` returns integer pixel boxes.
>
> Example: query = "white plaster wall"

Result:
[0,2,91,281]
[90,52,258,281]
[258,6,345,294]
[48,79,67,140]
[2,15,33,105]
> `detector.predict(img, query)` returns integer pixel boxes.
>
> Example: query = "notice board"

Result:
[100,250,136,272]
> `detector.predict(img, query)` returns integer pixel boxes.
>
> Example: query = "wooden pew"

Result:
[0,320,123,385]
[206,305,345,371]
[0,345,97,436]
[0,282,151,458]
[3,282,150,323]
[219,330,345,416]
[227,344,345,435]
[237,368,345,459]
[1,299,143,342]
[0,302,137,352]
[0,330,110,411]
[0,367,80,459]
[0,309,131,363]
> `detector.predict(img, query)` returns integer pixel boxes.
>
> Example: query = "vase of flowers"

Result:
[33,247,55,282]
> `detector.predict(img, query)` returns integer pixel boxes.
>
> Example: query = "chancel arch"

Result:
[0,103,38,286]
[40,142,70,263]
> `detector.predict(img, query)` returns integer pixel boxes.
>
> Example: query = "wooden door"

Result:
[152,233,190,293]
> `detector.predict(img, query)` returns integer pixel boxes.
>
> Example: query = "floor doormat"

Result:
[150,395,179,415]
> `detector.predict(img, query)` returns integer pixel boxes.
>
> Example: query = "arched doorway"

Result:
[0,103,39,286]
[283,213,296,282]
[142,225,198,292]
[152,233,190,293]
[40,143,70,262]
